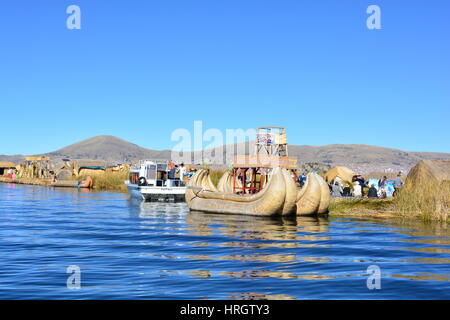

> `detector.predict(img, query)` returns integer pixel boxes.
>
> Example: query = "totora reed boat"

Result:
[185,127,330,216]
[185,167,330,216]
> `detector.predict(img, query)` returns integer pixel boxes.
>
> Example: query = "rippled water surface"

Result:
[1,183,450,299]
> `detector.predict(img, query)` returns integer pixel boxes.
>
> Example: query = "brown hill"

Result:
[45,135,171,163]
[287,144,450,173]
[192,141,450,173]
[1,135,449,173]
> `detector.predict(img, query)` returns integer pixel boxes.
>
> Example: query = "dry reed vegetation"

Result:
[329,181,449,222]
[393,181,449,222]
[71,170,129,193]
[328,198,394,215]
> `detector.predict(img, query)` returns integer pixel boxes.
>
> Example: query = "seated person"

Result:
[353,181,362,197]
[368,184,378,198]
[331,181,343,197]
[379,176,388,188]
[342,185,351,197]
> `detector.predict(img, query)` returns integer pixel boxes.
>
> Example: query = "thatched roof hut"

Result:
[0,162,16,176]
[324,166,356,183]
[0,162,16,168]
[71,160,109,175]
[406,160,450,185]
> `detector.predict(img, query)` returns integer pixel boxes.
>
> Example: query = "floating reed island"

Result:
[328,160,450,222]
[0,157,129,192]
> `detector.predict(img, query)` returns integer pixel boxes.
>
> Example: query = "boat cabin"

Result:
[129,160,183,187]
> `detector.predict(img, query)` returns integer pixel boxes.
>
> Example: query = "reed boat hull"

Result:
[296,173,330,215]
[51,176,93,189]
[186,169,330,216]
[186,168,297,216]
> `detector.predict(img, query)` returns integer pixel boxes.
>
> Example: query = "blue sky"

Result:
[0,0,449,155]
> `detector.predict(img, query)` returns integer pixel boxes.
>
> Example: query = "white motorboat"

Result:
[125,160,186,202]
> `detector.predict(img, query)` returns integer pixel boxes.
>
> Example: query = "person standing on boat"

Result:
[168,160,174,170]
[298,172,307,187]
[168,165,177,187]
[179,163,186,184]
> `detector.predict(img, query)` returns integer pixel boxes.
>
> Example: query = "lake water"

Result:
[1,183,449,299]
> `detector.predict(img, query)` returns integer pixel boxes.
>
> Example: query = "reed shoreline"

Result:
[0,176,51,186]
[328,182,449,223]
[328,198,422,220]
[1,173,448,223]
[0,170,129,193]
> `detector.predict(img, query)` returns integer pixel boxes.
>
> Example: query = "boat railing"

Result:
[138,159,170,166]
[233,155,298,169]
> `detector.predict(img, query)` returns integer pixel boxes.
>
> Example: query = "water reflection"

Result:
[185,212,330,243]
[129,200,189,218]
[184,212,334,280]
[218,269,334,281]
[226,292,296,300]
[127,199,450,296]
[133,204,334,280]
[392,273,450,281]
[3,183,450,299]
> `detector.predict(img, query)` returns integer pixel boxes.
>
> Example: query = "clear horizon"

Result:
[1,1,449,155]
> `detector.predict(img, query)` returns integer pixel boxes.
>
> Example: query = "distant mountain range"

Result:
[48,135,172,163]
[1,135,450,173]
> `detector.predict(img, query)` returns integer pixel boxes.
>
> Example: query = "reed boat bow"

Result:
[186,167,289,216]
[296,173,330,215]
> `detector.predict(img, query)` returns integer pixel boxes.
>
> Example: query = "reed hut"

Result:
[406,160,450,185]
[71,160,108,176]
[51,161,73,180]
[21,156,50,179]
[0,162,16,176]
[324,166,356,184]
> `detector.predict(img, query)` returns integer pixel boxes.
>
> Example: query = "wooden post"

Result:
[241,168,247,194]
[250,168,254,194]
[233,167,237,194]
